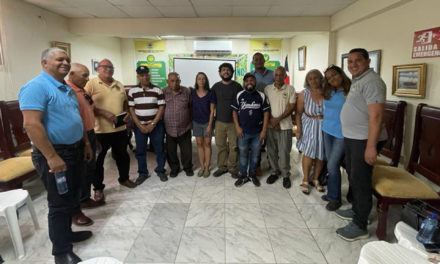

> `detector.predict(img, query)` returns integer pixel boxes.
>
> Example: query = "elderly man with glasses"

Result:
[84,59,137,203]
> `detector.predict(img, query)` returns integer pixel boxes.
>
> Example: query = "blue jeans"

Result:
[238,132,261,177]
[134,121,166,175]
[323,132,345,202]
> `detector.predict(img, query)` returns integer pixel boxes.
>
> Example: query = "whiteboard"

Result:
[173,58,236,88]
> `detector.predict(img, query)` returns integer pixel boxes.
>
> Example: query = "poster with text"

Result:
[135,40,168,87]
[249,39,281,71]
[412,27,440,58]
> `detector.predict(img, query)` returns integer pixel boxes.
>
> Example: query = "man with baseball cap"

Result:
[128,65,167,183]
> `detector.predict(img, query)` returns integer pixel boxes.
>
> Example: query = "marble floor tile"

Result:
[157,185,195,203]
[256,187,294,204]
[196,174,226,186]
[225,227,275,263]
[225,203,265,228]
[288,185,328,205]
[260,203,307,228]
[192,185,225,203]
[297,204,348,228]
[125,226,183,263]
[310,228,376,264]
[175,227,225,263]
[75,226,140,261]
[267,228,327,263]
[186,203,225,227]
[103,201,154,228]
[145,203,190,229]
[225,187,259,203]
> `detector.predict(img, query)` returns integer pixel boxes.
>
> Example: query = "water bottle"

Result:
[54,171,68,195]
[417,212,438,245]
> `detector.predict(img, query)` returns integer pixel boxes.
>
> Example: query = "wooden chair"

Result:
[0,101,32,157]
[375,100,407,167]
[373,103,440,240]
[0,109,37,191]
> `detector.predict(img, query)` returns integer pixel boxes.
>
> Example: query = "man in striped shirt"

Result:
[128,66,167,183]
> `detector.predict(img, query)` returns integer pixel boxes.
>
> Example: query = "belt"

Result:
[52,140,82,149]
[305,113,323,119]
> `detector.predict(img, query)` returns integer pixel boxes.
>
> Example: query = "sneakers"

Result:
[336,222,369,241]
[157,172,168,182]
[335,208,354,221]
[326,201,342,211]
[266,174,279,184]
[234,177,250,187]
[250,176,261,187]
[213,169,228,177]
[135,173,150,185]
[229,170,239,179]
[283,177,291,189]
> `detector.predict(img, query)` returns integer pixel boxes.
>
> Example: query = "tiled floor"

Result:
[0,140,401,264]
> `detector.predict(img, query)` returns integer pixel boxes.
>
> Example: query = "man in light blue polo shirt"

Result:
[19,47,92,264]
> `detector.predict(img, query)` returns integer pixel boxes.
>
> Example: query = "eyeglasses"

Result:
[98,65,114,70]
[83,93,94,105]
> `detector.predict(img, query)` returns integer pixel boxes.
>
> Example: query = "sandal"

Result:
[300,182,310,195]
[198,167,205,177]
[312,180,325,192]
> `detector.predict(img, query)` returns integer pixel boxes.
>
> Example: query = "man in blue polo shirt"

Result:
[231,73,270,187]
[19,48,92,264]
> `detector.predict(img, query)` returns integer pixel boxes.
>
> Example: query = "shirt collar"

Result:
[252,68,270,77]
[97,76,118,88]
[352,68,373,82]
[272,83,287,90]
[41,71,70,92]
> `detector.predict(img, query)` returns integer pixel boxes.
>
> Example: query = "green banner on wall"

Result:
[137,55,167,87]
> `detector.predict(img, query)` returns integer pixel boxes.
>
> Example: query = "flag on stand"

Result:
[284,55,290,84]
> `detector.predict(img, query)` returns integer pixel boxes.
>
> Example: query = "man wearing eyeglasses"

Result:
[85,59,137,203]
[67,63,105,228]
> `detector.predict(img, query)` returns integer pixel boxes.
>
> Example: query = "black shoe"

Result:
[135,174,150,185]
[321,194,330,202]
[234,177,250,187]
[185,169,194,176]
[55,251,82,264]
[326,201,342,211]
[169,170,180,178]
[229,170,239,179]
[283,177,291,189]
[213,169,228,177]
[266,174,279,184]
[250,176,261,187]
[157,172,168,182]
[69,231,92,243]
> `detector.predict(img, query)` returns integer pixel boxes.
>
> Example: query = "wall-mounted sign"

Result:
[412,27,440,58]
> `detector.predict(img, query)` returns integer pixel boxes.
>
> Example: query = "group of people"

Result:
[17,47,386,264]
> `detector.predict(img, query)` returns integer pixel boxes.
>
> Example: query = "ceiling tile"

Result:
[191,0,233,6]
[194,6,232,17]
[25,0,70,8]
[233,0,271,5]
[149,0,192,6]
[47,7,94,17]
[267,5,304,16]
[107,0,151,5]
[155,5,196,17]
[118,5,162,17]
[78,5,129,17]
[233,6,270,17]
[63,0,109,6]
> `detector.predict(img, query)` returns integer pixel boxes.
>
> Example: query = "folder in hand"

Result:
[113,112,127,128]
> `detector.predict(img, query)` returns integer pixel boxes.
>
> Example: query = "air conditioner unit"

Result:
[194,40,232,55]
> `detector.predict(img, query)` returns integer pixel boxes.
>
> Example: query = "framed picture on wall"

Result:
[392,63,427,98]
[298,46,306,71]
[51,41,71,58]
[341,49,382,76]
[91,59,99,75]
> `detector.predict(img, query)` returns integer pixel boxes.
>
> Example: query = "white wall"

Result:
[333,0,440,163]
[289,33,330,91]
[0,0,122,100]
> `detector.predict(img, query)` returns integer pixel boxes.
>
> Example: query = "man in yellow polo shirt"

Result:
[85,59,136,202]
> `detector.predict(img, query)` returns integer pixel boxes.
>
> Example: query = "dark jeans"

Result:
[79,130,96,202]
[165,130,193,173]
[323,132,345,202]
[134,122,166,175]
[238,132,261,177]
[344,138,386,230]
[95,130,130,190]
[31,144,82,255]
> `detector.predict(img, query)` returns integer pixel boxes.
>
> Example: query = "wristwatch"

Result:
[151,122,156,127]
